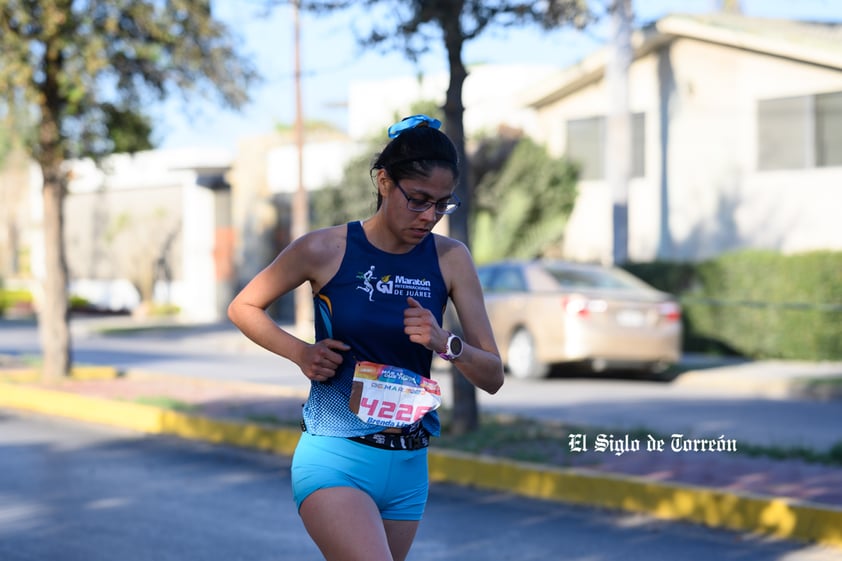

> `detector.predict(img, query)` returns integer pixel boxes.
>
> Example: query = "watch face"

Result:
[450,335,463,355]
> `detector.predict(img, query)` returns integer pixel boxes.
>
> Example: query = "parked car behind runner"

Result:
[476,260,682,379]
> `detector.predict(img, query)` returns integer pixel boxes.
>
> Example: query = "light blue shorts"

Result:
[291,431,429,521]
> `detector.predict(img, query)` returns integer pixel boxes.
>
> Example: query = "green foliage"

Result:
[471,138,578,263]
[312,131,579,264]
[310,101,444,229]
[436,412,842,467]
[301,1,592,62]
[69,295,91,309]
[1,2,257,378]
[625,251,842,360]
[132,396,197,413]
[622,261,698,293]
[297,0,591,434]
[405,100,442,124]
[102,103,155,154]
[146,303,181,317]
[689,250,842,360]
[274,119,343,135]
[0,94,35,167]
[0,1,258,160]
[0,287,33,315]
[310,137,380,229]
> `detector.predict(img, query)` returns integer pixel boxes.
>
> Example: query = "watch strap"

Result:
[437,332,462,362]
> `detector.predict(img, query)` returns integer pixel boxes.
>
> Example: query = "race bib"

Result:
[349,361,442,429]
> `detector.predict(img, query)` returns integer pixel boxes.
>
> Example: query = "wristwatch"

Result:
[438,332,464,362]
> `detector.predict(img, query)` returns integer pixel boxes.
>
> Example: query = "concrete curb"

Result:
[2,381,841,549]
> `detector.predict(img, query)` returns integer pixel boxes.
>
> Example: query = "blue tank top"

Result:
[303,221,447,437]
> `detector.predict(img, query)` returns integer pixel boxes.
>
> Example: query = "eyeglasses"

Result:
[394,181,461,215]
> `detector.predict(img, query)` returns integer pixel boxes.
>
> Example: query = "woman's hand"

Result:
[298,339,350,382]
[403,296,447,353]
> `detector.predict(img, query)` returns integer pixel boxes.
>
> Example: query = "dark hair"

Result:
[370,125,460,208]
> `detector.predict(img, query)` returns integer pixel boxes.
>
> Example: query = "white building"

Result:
[347,63,560,140]
[63,148,234,321]
[525,13,842,263]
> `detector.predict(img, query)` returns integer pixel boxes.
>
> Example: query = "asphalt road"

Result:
[1,319,310,389]
[3,318,841,451]
[2,410,840,561]
[473,372,842,450]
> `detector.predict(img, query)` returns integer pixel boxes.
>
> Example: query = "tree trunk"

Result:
[37,50,72,380]
[39,163,72,380]
[441,18,478,435]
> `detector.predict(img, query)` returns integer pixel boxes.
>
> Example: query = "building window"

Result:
[817,91,842,167]
[757,90,842,170]
[565,113,646,180]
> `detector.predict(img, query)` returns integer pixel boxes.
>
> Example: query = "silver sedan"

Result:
[477,259,682,379]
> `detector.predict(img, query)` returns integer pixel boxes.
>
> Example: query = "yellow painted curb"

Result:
[428,451,842,548]
[0,383,301,457]
[69,365,122,380]
[0,365,121,382]
[0,369,41,383]
[2,381,841,549]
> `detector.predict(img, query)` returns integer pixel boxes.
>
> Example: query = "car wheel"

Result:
[506,328,549,379]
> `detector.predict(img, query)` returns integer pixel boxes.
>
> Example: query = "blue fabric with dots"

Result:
[303,221,447,437]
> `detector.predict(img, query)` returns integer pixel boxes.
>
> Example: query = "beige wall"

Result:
[62,151,231,320]
[532,35,842,263]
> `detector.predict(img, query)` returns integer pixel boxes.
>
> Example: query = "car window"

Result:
[550,270,605,288]
[545,266,651,291]
[489,266,527,293]
[478,265,525,293]
[477,267,496,291]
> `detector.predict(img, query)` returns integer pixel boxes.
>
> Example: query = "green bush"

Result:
[69,295,92,309]
[624,250,842,361]
[0,288,33,316]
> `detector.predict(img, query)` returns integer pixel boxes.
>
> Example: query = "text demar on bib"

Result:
[349,361,442,429]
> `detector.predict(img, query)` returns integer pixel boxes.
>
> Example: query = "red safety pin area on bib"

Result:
[349,361,442,429]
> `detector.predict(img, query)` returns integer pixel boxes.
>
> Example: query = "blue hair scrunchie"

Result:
[387,114,442,139]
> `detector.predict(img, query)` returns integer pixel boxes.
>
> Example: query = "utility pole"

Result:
[291,0,311,336]
[606,0,633,266]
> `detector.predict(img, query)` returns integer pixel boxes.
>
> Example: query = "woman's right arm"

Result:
[227,230,348,382]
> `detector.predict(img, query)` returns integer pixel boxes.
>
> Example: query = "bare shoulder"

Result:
[433,233,470,263]
[290,224,348,292]
[433,234,476,287]
[295,224,347,258]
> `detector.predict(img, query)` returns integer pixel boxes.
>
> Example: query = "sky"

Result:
[154,0,842,152]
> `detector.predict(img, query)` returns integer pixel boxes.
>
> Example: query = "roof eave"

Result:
[655,15,842,71]
[527,14,842,109]
[526,27,671,108]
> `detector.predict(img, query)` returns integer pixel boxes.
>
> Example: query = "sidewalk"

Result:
[12,368,842,506]
[2,366,842,550]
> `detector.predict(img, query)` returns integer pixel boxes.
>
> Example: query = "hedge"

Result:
[624,250,842,361]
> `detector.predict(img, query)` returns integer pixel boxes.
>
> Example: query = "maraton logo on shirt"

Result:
[356,265,431,302]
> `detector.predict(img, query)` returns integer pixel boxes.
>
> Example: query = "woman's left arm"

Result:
[403,237,504,394]
[408,237,500,395]
[443,244,504,394]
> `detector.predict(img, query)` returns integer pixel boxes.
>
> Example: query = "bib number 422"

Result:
[357,397,433,424]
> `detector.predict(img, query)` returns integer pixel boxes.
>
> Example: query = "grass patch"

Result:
[122,395,842,469]
[434,414,653,467]
[0,353,40,368]
[737,441,842,466]
[793,376,842,400]
[243,413,300,428]
[435,415,576,464]
[131,396,198,413]
[434,412,842,468]
[97,324,184,336]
